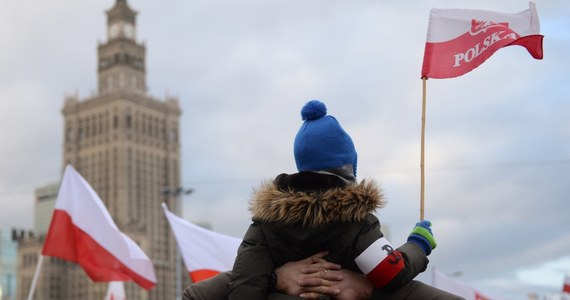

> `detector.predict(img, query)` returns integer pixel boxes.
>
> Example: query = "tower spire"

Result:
[99,0,145,94]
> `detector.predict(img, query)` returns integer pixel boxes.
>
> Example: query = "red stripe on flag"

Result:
[563,275,570,294]
[475,292,491,300]
[509,34,543,59]
[190,269,221,283]
[422,26,539,79]
[42,210,155,290]
[421,3,543,79]
[365,250,405,288]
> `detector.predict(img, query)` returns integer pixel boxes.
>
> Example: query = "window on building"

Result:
[142,115,146,135]
[170,127,178,142]
[66,124,73,143]
[98,114,103,137]
[85,117,90,138]
[78,119,84,141]
[126,111,132,129]
[92,115,97,136]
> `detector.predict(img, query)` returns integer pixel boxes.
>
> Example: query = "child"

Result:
[228,100,437,299]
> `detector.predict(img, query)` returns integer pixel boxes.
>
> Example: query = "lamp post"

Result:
[162,186,193,300]
[448,271,463,278]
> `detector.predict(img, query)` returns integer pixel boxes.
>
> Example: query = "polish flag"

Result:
[564,274,570,294]
[104,282,126,300]
[432,268,509,300]
[162,204,241,283]
[42,165,156,290]
[421,2,543,79]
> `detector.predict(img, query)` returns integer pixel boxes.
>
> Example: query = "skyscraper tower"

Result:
[17,1,182,299]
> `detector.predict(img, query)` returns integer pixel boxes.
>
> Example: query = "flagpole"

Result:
[26,254,45,300]
[420,77,427,221]
[162,186,193,300]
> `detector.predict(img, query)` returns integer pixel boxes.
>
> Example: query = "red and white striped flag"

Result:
[104,281,126,300]
[563,274,570,294]
[42,165,156,290]
[421,2,543,79]
[162,204,241,282]
[432,268,510,300]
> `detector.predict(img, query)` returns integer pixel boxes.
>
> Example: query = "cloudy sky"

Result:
[1,0,569,298]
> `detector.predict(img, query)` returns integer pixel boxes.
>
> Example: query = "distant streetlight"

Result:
[162,186,194,197]
[162,186,193,216]
[162,186,193,300]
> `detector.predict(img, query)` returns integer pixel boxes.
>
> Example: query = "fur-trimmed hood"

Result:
[249,179,384,227]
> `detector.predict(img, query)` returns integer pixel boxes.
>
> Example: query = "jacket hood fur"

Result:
[250,179,384,227]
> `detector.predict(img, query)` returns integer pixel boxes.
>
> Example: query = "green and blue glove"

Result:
[407,220,437,256]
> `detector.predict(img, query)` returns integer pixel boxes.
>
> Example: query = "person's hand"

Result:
[407,220,437,255]
[299,267,373,300]
[274,251,342,297]
[274,251,373,300]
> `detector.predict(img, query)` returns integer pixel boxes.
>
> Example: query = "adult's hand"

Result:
[274,251,373,300]
[299,267,372,300]
[274,251,342,297]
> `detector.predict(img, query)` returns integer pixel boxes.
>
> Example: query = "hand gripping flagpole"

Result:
[420,77,427,221]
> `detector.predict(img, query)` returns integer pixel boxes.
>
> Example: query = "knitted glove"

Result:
[407,220,437,256]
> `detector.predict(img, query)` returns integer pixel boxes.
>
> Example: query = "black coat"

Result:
[228,172,428,300]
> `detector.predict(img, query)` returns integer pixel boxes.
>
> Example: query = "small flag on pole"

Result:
[162,203,241,283]
[432,268,510,300]
[416,3,543,221]
[563,274,570,294]
[421,2,543,79]
[42,165,156,290]
[104,282,126,300]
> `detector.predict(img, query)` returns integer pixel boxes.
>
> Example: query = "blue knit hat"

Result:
[294,100,357,176]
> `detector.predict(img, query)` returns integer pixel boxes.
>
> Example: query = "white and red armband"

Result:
[355,237,405,288]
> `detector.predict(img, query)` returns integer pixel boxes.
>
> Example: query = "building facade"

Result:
[17,0,182,299]
[33,184,59,237]
[0,227,19,300]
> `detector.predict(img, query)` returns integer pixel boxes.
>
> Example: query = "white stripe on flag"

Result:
[42,165,156,289]
[425,2,540,43]
[162,203,241,273]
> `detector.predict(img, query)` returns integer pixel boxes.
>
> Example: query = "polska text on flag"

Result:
[42,165,156,290]
[421,2,543,79]
[162,203,241,282]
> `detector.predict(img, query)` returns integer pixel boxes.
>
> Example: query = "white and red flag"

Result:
[564,274,570,294]
[162,203,241,283]
[42,165,156,290]
[104,281,126,300]
[421,2,543,79]
[432,268,510,300]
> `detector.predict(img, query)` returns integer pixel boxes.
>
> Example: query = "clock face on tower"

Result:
[124,24,134,38]
[109,24,120,38]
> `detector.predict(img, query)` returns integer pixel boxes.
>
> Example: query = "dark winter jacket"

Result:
[228,171,429,300]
